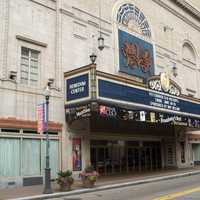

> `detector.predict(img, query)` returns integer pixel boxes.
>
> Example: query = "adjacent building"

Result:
[1,0,200,188]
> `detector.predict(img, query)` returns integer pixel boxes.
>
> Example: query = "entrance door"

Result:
[91,140,162,175]
[151,144,162,169]
[91,141,126,175]
[127,147,139,172]
[145,147,151,170]
[91,146,107,174]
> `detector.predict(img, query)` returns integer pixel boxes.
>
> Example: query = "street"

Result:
[50,174,200,200]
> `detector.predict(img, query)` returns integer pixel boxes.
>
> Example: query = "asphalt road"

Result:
[50,173,200,200]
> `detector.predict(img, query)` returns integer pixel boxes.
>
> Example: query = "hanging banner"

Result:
[37,103,47,134]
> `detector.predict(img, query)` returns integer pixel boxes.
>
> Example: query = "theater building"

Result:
[64,0,200,175]
[1,0,200,188]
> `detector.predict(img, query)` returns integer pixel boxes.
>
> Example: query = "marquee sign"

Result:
[97,104,200,128]
[66,104,91,122]
[66,73,89,102]
[118,29,154,79]
[98,78,200,118]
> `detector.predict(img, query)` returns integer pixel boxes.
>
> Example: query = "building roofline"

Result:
[172,0,200,21]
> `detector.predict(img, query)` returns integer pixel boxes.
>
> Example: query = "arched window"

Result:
[182,43,196,64]
[182,42,197,97]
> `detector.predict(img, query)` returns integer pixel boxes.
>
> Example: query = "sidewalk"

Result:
[1,167,200,200]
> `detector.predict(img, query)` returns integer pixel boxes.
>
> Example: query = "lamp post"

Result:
[43,80,53,194]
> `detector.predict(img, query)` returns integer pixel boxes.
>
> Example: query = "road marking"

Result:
[153,186,200,200]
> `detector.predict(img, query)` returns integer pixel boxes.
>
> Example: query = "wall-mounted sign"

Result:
[66,74,89,101]
[118,29,154,79]
[148,75,181,96]
[66,104,91,122]
[98,78,200,117]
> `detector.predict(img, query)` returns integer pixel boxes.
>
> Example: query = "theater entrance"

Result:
[90,140,162,175]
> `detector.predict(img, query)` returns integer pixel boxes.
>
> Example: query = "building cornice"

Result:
[152,0,200,32]
[173,0,200,21]
[0,118,62,132]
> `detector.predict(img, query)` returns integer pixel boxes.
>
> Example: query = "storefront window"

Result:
[72,138,82,171]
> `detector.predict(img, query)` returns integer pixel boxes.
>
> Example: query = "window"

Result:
[20,47,39,85]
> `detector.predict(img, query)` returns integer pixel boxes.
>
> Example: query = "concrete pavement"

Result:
[48,173,200,200]
[1,167,200,200]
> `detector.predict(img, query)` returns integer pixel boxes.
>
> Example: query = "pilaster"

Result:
[55,0,63,90]
[0,0,10,79]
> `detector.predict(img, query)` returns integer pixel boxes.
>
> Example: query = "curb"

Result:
[10,170,200,200]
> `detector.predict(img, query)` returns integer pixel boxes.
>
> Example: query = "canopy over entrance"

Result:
[64,64,200,129]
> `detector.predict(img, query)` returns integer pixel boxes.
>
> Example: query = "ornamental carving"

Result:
[148,76,181,96]
[122,39,151,72]
[117,3,151,37]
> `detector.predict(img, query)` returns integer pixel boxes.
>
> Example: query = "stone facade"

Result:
[1,0,200,188]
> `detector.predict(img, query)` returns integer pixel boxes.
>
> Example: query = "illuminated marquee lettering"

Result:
[148,77,181,97]
[66,74,89,101]
[69,81,86,94]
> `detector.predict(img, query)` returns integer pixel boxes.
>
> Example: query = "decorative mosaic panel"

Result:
[118,29,154,79]
[117,3,151,37]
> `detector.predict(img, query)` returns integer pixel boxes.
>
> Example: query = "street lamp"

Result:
[43,79,54,194]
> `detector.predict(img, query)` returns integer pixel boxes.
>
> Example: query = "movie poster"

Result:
[72,138,82,171]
